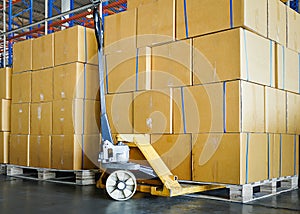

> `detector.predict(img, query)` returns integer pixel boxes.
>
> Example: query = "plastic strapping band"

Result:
[243,30,249,81]
[180,87,187,134]
[104,55,109,94]
[183,0,189,38]
[136,48,139,91]
[267,134,270,179]
[294,135,297,176]
[84,27,87,63]
[223,82,227,133]
[245,133,250,184]
[270,41,273,87]
[229,0,233,28]
[282,46,285,89]
[279,134,282,177]
[81,64,87,169]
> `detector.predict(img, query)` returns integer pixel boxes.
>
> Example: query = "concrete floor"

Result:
[0,175,299,214]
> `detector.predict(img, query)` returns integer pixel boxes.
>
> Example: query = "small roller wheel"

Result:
[105,170,137,201]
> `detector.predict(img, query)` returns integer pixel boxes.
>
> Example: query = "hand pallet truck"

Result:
[92,1,224,201]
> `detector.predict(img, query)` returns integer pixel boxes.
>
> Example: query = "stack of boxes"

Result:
[103,0,300,184]
[0,67,12,164]
[11,25,101,170]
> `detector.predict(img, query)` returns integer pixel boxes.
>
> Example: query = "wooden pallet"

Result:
[0,164,7,175]
[184,176,299,203]
[6,164,98,186]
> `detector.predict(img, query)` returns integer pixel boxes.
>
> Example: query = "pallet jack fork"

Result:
[92,3,224,201]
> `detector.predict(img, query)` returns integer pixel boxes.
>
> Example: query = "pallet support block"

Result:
[38,171,56,180]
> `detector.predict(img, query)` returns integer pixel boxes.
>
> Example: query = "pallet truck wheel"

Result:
[106,170,137,201]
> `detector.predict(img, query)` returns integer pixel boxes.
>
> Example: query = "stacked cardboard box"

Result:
[102,0,300,184]
[0,67,12,164]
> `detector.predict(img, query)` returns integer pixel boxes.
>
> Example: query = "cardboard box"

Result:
[32,68,53,102]
[275,44,299,94]
[193,28,275,87]
[133,90,173,134]
[32,34,54,70]
[12,72,31,103]
[104,9,137,54]
[192,133,268,184]
[287,7,300,52]
[0,132,10,163]
[106,93,133,134]
[265,87,286,133]
[0,99,11,131]
[152,39,192,89]
[29,135,51,168]
[281,134,299,176]
[0,67,12,99]
[10,134,29,166]
[127,0,153,9]
[177,0,267,40]
[30,102,52,135]
[54,25,98,66]
[11,103,30,135]
[13,39,32,73]
[51,134,99,170]
[53,63,99,100]
[268,0,286,46]
[137,0,175,48]
[287,92,300,134]
[52,99,100,135]
[270,134,280,179]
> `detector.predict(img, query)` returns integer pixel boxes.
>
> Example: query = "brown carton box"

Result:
[134,90,173,134]
[32,68,53,102]
[54,25,98,66]
[281,134,299,176]
[0,99,11,131]
[32,34,54,70]
[0,67,12,99]
[270,134,280,179]
[265,87,286,133]
[13,39,32,73]
[53,63,99,100]
[268,0,286,46]
[52,99,100,135]
[10,134,29,166]
[51,134,99,170]
[30,102,52,135]
[0,132,9,163]
[287,7,300,52]
[287,92,300,134]
[152,39,192,89]
[104,9,137,54]
[29,135,51,168]
[12,72,31,103]
[193,28,275,87]
[177,0,267,40]
[11,103,30,135]
[192,133,268,184]
[137,0,175,48]
[127,0,153,9]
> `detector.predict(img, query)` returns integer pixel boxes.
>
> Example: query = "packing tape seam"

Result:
[294,135,297,176]
[136,48,139,91]
[282,45,285,90]
[230,0,233,28]
[243,29,249,81]
[270,41,273,87]
[223,82,227,133]
[81,64,87,168]
[84,27,88,63]
[279,134,282,177]
[183,0,189,38]
[298,53,300,94]
[245,133,250,184]
[267,133,270,179]
[180,87,187,134]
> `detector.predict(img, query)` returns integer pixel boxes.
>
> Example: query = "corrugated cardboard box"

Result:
[106,93,133,134]
[265,87,286,133]
[30,102,52,135]
[32,68,53,102]
[152,39,192,89]
[12,72,31,103]
[275,44,299,94]
[51,134,99,170]
[0,67,12,99]
[10,134,29,166]
[0,132,9,163]
[52,99,100,135]
[53,63,99,100]
[32,34,54,70]
[192,133,268,184]
[133,90,173,134]
[287,92,300,134]
[13,39,32,73]
[281,134,299,176]
[127,0,153,9]
[54,25,98,66]
[177,0,267,40]
[270,134,280,179]
[0,99,11,131]
[287,7,300,52]
[193,28,275,87]
[11,103,30,135]
[137,0,175,48]
[104,9,137,54]
[29,135,51,168]
[268,0,286,46]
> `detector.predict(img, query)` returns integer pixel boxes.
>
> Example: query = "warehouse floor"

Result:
[0,175,299,214]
